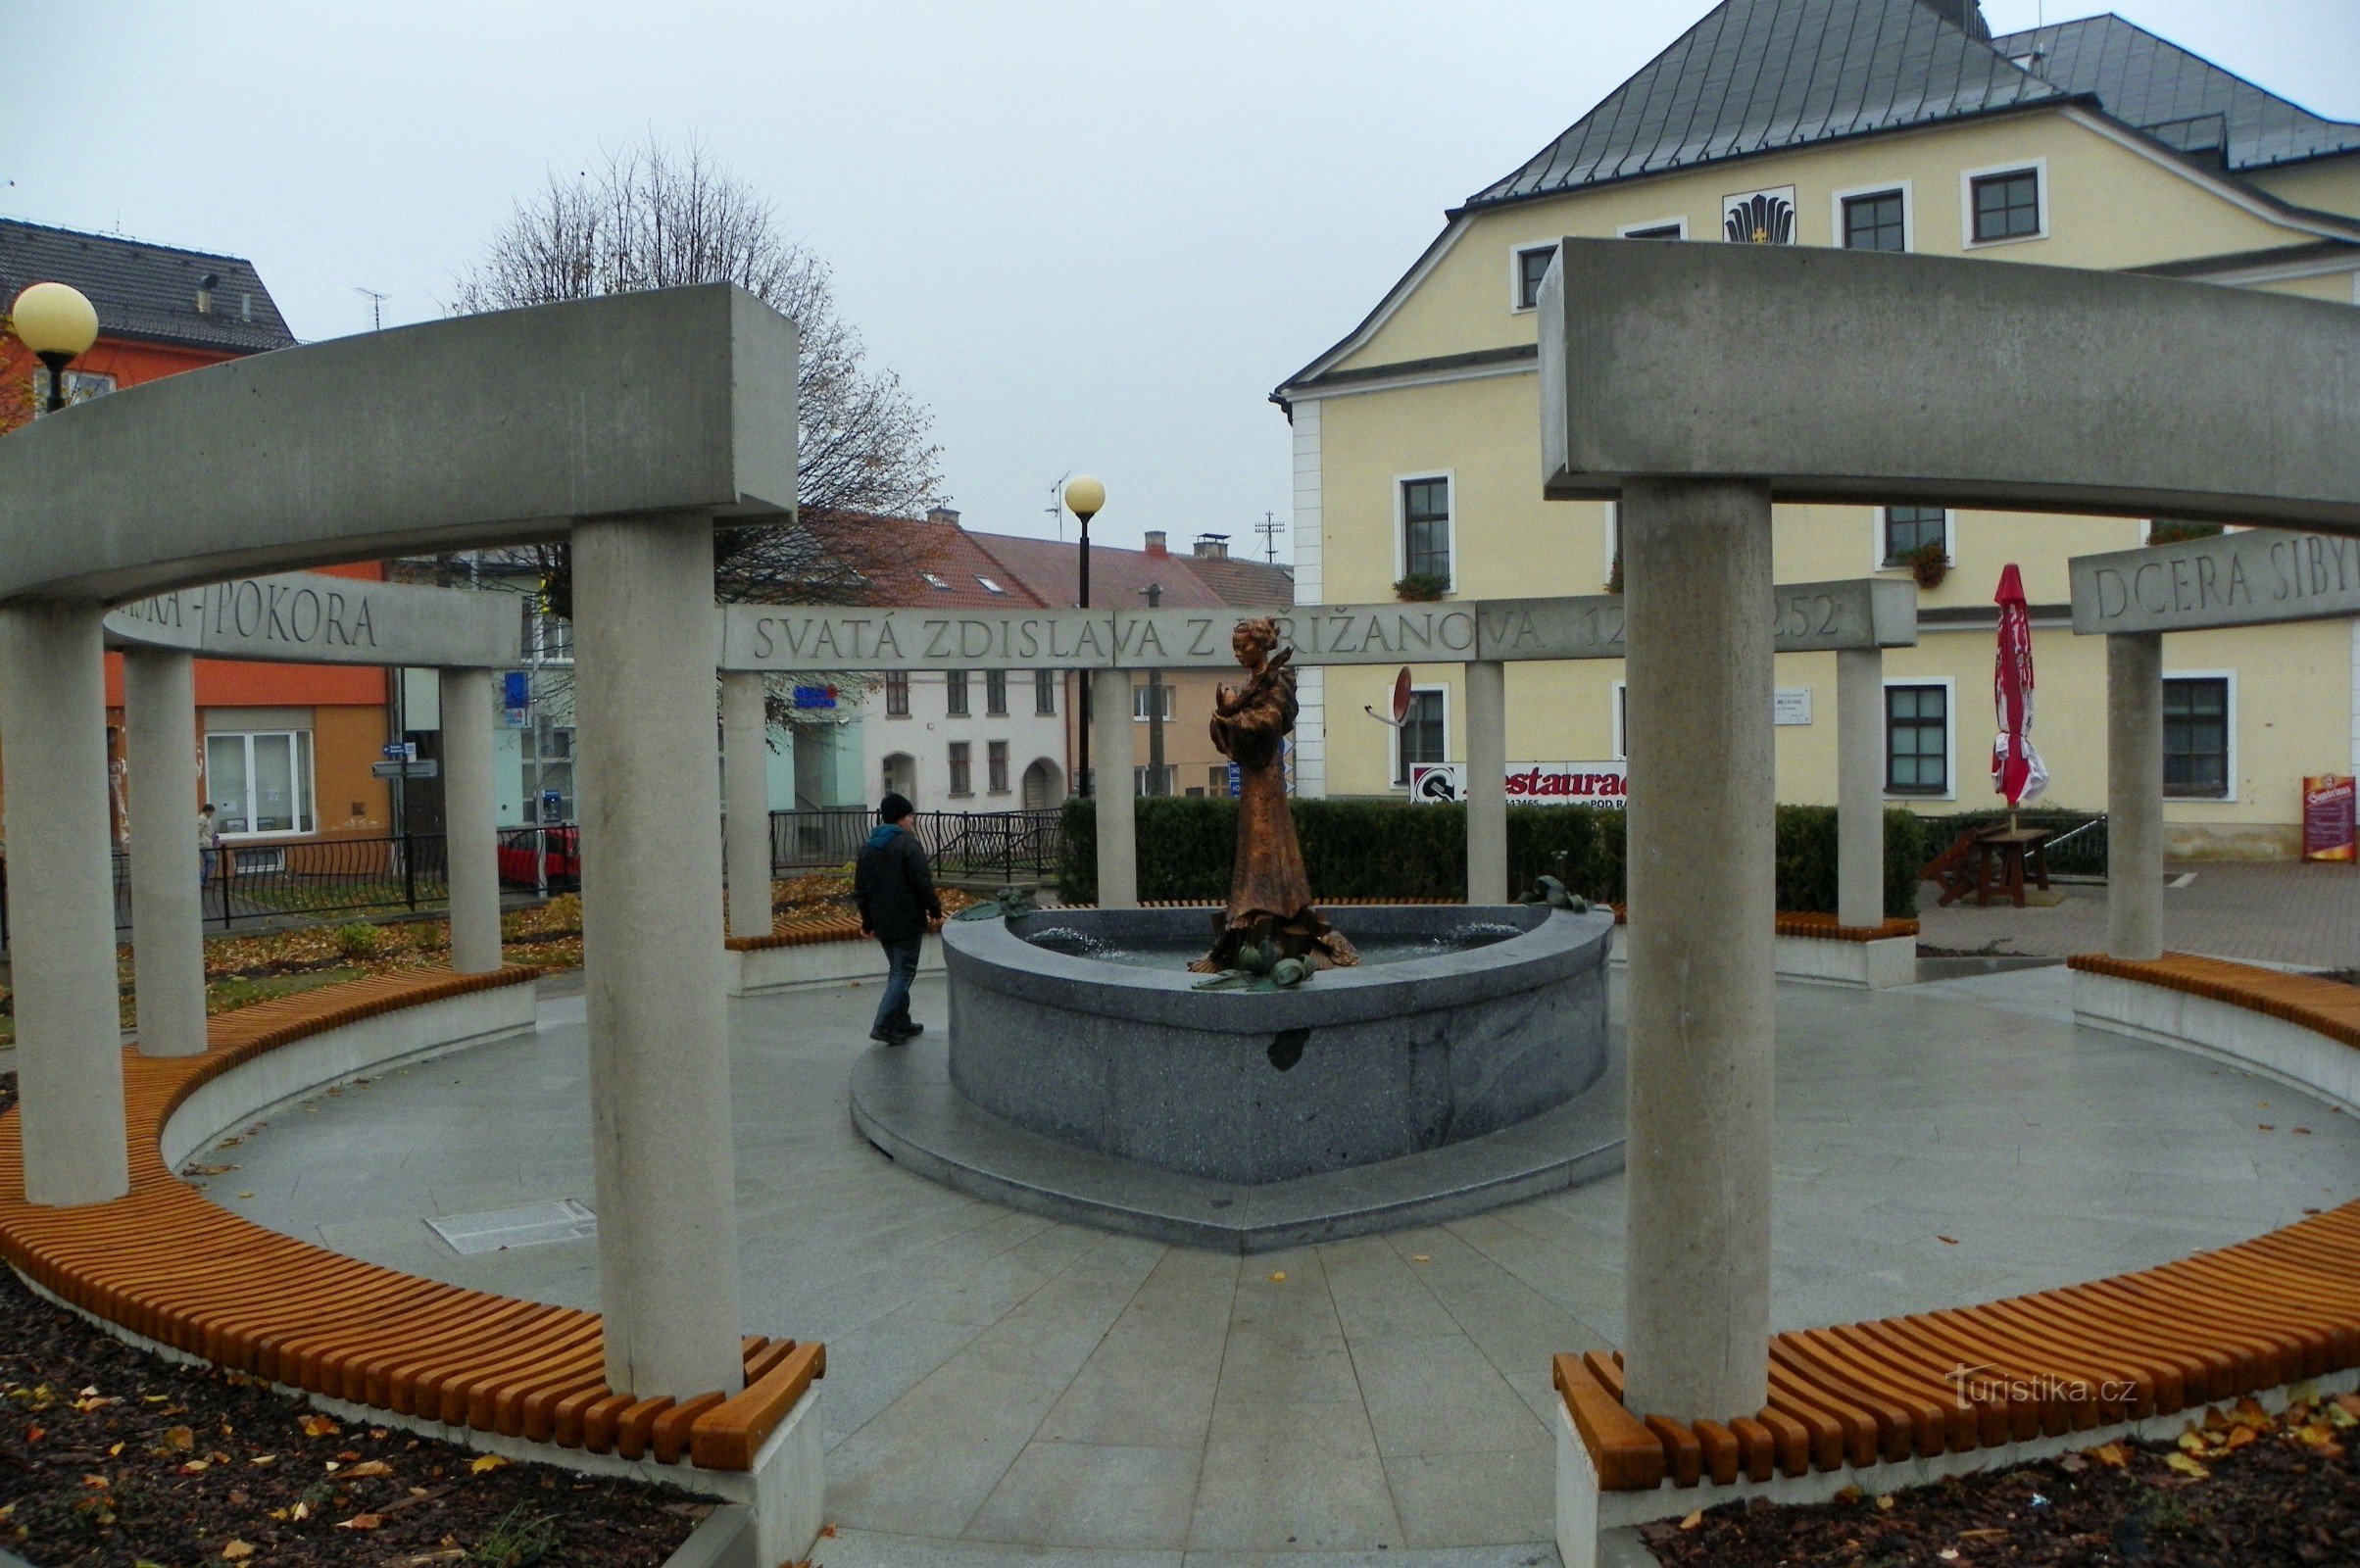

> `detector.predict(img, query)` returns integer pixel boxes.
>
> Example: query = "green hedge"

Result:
[1057,798,1923,917]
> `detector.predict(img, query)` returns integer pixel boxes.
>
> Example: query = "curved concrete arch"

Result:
[0,283,798,604]
[1538,237,2360,532]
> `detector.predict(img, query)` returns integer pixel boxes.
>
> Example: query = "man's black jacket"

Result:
[855,824,943,942]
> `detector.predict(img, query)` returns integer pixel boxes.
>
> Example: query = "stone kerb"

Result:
[105,571,522,669]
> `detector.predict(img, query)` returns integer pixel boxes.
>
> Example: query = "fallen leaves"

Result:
[343,1458,393,1478]
[298,1413,340,1439]
[335,1511,384,1530]
[220,1544,255,1562]
[469,1453,509,1474]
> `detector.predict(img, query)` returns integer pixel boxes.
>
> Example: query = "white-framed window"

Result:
[1132,763,1178,796]
[1132,682,1175,720]
[884,670,910,716]
[1395,471,1454,590]
[1878,506,1951,568]
[948,741,973,797]
[1509,243,1560,312]
[1610,681,1628,760]
[920,571,952,591]
[1833,181,1912,252]
[2163,670,2237,801]
[987,739,1010,795]
[946,668,969,716]
[1616,218,1688,240]
[31,368,115,413]
[984,668,1008,715]
[205,729,317,837]
[1394,684,1449,787]
[976,575,1008,596]
[1034,668,1057,716]
[1883,678,1956,799]
[1961,159,2047,248]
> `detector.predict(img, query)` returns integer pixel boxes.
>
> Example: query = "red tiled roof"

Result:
[804,513,1047,610]
[970,532,1293,613]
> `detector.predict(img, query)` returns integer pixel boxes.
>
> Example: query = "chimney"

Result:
[925,506,960,527]
[1193,532,1230,561]
[196,271,220,316]
[1144,530,1167,557]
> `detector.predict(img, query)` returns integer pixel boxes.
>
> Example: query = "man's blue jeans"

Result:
[871,935,923,1039]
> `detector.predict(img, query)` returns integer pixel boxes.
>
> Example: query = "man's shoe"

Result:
[868,1028,897,1045]
[899,1021,925,1039]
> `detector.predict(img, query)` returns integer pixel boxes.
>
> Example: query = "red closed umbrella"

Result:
[1991,564,2047,808]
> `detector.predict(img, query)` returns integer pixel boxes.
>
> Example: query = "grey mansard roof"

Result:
[1463,0,2067,212]
[1991,13,2360,172]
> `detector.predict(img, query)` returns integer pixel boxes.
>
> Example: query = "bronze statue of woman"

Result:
[1191,618,1358,973]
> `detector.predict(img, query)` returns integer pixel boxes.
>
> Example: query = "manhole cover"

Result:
[426,1199,597,1255]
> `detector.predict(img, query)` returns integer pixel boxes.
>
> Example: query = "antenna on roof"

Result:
[1046,471,1072,542]
[354,286,389,332]
[1255,511,1286,564]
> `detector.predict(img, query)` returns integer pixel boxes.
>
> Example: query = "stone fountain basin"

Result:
[942,905,1612,1185]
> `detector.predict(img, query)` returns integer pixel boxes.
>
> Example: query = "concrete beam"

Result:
[1835,648,1885,931]
[107,572,521,668]
[721,672,775,941]
[439,669,503,976]
[1620,479,1775,1424]
[573,513,744,1401]
[2107,633,2166,962]
[1092,667,1139,908]
[1465,661,1508,904]
[0,601,130,1204]
[1539,239,2360,533]
[2071,530,2360,636]
[0,286,798,604]
[124,648,209,1058]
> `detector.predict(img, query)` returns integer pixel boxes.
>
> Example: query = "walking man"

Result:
[854,792,941,1045]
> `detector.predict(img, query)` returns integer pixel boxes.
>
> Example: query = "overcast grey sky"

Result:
[10,2,2356,559]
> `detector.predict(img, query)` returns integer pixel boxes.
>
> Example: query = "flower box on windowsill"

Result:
[1394,572,1450,603]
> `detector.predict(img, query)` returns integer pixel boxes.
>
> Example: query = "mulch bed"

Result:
[0,1073,712,1568]
[1640,1393,2360,1567]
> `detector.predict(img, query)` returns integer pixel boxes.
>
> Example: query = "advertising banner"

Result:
[1409,762,1628,806]
[2301,775,2356,862]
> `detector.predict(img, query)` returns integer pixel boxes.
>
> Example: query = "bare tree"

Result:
[450,135,946,618]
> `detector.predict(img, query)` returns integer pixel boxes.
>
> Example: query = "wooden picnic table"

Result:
[1963,826,2052,908]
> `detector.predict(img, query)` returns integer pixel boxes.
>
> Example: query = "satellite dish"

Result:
[1390,667,1413,725]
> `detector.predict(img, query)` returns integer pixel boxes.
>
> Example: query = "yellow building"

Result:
[1274,0,2360,858]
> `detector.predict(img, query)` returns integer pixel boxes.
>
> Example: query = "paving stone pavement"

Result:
[1913,858,2360,969]
[208,968,2358,1565]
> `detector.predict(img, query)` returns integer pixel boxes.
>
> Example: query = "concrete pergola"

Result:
[1535,236,2360,1428]
[99,572,519,1062]
[2066,528,2360,960]
[719,581,1915,919]
[0,284,797,1421]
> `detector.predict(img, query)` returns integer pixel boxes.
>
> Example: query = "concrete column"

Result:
[124,647,208,1058]
[1092,665,1138,907]
[1835,647,1886,930]
[0,601,129,1205]
[2107,632,2165,961]
[1619,479,1775,1423]
[572,513,744,1401]
[720,672,774,940]
[1465,660,1508,904]
[438,668,503,976]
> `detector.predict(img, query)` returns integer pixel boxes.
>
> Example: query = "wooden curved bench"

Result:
[0,966,822,1474]
[2069,951,2360,1051]
[1558,1198,2360,1497]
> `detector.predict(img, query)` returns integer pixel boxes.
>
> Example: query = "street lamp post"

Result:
[1063,474,1105,796]
[10,282,101,414]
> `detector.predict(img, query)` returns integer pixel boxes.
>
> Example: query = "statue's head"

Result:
[1232,616,1280,669]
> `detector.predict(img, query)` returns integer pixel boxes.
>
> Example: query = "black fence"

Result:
[0,828,582,949]
[770,808,1062,883]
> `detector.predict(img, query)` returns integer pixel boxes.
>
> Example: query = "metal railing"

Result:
[769,808,1062,882]
[0,828,582,948]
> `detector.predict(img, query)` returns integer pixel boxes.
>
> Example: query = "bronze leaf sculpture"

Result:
[1191,617,1359,975]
